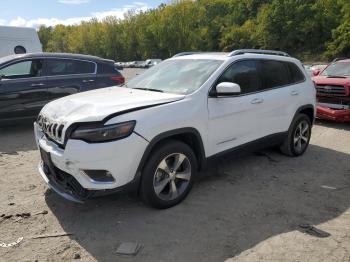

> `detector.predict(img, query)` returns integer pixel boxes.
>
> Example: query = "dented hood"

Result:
[41,86,185,122]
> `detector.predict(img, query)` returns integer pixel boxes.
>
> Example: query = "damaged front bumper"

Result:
[317,104,350,122]
[38,161,86,203]
[34,122,148,203]
[38,143,91,203]
[38,149,141,203]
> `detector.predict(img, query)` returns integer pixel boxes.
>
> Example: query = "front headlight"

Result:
[71,121,136,143]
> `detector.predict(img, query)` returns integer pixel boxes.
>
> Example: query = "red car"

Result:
[312,59,350,122]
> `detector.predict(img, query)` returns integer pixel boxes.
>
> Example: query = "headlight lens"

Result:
[71,121,136,143]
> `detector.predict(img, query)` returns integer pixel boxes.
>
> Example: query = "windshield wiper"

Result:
[326,75,347,78]
[132,87,164,93]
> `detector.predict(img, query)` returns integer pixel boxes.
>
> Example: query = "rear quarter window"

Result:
[97,62,121,75]
[287,62,305,83]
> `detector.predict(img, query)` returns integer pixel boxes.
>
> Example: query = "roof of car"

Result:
[0,52,114,64]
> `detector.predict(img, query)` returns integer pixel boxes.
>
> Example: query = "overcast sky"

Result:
[0,0,164,28]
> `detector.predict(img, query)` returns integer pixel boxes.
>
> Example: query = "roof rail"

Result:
[332,57,348,62]
[173,52,204,57]
[228,49,290,57]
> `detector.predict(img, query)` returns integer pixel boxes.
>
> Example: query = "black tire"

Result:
[280,113,312,157]
[140,140,197,209]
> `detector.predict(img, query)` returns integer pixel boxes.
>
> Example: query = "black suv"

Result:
[0,53,125,124]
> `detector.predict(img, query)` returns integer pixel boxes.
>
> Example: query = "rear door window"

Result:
[259,60,291,90]
[217,60,262,94]
[46,59,96,76]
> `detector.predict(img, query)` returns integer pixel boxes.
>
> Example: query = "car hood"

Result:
[41,87,185,123]
[312,76,350,86]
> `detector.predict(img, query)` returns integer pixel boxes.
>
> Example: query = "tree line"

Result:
[38,0,350,62]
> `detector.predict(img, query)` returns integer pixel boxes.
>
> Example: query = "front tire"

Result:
[280,113,312,157]
[140,140,197,209]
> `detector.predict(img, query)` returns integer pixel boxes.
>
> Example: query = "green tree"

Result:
[38,25,53,51]
[325,0,350,58]
[37,0,349,61]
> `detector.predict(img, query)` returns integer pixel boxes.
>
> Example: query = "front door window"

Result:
[0,60,43,79]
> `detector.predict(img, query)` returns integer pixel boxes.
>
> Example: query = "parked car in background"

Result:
[144,59,162,68]
[34,49,315,208]
[0,26,42,58]
[121,60,162,68]
[312,59,350,122]
[0,53,124,125]
[129,61,145,68]
[114,62,123,71]
[124,62,132,68]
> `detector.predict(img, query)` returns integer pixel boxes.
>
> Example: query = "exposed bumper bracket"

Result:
[39,162,85,203]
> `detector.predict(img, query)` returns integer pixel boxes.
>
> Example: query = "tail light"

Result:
[111,75,125,84]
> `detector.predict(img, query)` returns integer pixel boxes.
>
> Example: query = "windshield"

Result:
[126,59,223,94]
[321,62,350,77]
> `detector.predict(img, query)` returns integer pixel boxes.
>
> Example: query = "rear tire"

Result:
[140,140,197,209]
[280,114,312,157]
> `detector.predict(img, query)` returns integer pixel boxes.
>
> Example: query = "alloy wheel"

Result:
[293,120,310,153]
[153,153,192,201]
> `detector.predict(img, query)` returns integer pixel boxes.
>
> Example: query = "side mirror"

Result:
[214,82,241,96]
[312,69,320,76]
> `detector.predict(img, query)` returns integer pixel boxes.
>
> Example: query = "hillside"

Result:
[38,0,350,61]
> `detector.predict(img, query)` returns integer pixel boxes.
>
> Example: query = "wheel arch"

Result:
[294,104,315,125]
[135,128,206,184]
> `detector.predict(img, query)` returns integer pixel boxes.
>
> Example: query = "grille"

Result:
[37,114,65,145]
[316,85,346,96]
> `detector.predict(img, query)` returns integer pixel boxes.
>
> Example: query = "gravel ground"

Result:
[0,69,349,262]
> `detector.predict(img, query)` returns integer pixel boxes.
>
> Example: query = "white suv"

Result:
[34,49,316,208]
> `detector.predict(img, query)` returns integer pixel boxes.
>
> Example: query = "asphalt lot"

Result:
[0,68,349,262]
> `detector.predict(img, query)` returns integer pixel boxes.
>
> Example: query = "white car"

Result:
[34,49,316,209]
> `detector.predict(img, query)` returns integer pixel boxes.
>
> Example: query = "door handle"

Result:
[250,98,264,104]
[31,83,45,87]
[82,79,95,83]
[291,90,299,96]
